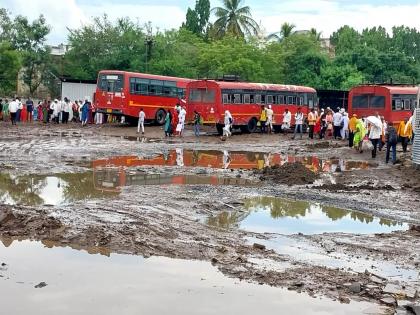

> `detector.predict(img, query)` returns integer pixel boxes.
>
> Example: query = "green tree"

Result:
[0,42,21,95]
[212,0,260,38]
[319,63,364,90]
[330,25,361,55]
[183,0,211,36]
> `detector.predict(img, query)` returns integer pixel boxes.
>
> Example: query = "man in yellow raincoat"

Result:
[397,118,413,152]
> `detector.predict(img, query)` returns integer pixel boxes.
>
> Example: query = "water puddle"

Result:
[0,171,256,206]
[206,197,408,235]
[93,150,376,172]
[0,239,383,315]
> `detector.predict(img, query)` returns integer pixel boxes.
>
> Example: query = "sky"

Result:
[2,0,420,45]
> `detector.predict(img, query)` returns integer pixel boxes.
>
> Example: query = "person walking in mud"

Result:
[137,108,145,135]
[308,108,317,139]
[259,105,267,133]
[164,110,172,137]
[8,98,18,125]
[222,110,233,140]
[266,105,274,134]
[281,108,291,133]
[292,108,304,139]
[385,123,398,164]
[193,110,201,137]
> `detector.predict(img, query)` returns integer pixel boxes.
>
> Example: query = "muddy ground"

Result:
[0,121,419,313]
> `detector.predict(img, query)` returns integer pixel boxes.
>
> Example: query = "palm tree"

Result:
[310,28,322,41]
[267,22,296,42]
[212,0,260,38]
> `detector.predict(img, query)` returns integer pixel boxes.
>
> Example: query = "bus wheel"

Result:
[155,109,166,125]
[216,123,224,136]
[246,118,258,133]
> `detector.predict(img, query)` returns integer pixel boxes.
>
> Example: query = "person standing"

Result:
[281,108,291,132]
[16,98,23,122]
[223,110,232,139]
[266,105,274,133]
[348,114,358,147]
[292,108,304,140]
[81,99,89,126]
[385,124,398,164]
[193,110,201,137]
[164,110,172,137]
[26,97,34,122]
[259,105,267,134]
[308,108,317,139]
[333,110,343,139]
[9,98,18,125]
[368,120,382,158]
[2,99,9,122]
[62,97,70,124]
[397,118,412,153]
[0,99,3,121]
[137,108,146,134]
[340,113,349,140]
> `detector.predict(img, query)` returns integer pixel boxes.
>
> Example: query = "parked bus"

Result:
[348,85,419,126]
[186,80,317,133]
[95,70,194,124]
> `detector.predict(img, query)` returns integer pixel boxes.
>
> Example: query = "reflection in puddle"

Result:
[0,171,256,206]
[206,197,408,235]
[0,239,381,315]
[93,150,375,172]
[0,172,117,206]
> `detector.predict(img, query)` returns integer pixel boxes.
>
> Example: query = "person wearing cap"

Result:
[348,114,358,147]
[266,105,274,133]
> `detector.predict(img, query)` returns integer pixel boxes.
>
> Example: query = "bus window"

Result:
[395,99,402,110]
[369,96,385,108]
[303,93,308,104]
[130,78,149,95]
[261,95,266,104]
[297,97,303,106]
[255,95,261,104]
[287,96,294,105]
[233,94,241,104]
[98,74,124,92]
[266,95,274,104]
[203,90,215,103]
[352,95,369,108]
[243,94,250,104]
[149,80,163,95]
[404,99,410,110]
[222,94,229,104]
[279,95,285,104]
[177,88,185,98]
[190,89,201,102]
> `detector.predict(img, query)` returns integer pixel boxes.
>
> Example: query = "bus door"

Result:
[98,74,124,113]
[189,86,217,124]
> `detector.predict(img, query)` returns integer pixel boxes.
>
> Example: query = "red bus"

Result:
[95,70,194,124]
[186,80,317,133]
[348,85,419,126]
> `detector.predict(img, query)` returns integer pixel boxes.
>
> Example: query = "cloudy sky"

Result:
[2,0,420,44]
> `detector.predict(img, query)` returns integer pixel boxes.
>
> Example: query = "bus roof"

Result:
[98,70,194,84]
[190,80,316,93]
[350,85,419,95]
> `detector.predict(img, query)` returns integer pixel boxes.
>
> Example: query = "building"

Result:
[60,78,97,102]
[49,43,71,56]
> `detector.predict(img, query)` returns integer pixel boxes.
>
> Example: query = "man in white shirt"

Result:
[62,97,71,124]
[340,113,349,140]
[8,98,18,125]
[282,108,291,132]
[333,110,343,139]
[266,105,274,133]
[137,108,146,134]
[367,119,383,158]
[292,108,304,140]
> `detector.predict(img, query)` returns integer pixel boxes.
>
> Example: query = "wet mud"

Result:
[0,123,419,313]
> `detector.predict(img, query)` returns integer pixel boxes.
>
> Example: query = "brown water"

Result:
[92,149,376,172]
[0,238,383,315]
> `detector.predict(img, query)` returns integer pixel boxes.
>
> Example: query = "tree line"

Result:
[1,0,419,97]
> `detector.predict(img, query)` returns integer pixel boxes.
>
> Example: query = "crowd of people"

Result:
[0,97,110,126]
[258,104,415,164]
[1,96,416,165]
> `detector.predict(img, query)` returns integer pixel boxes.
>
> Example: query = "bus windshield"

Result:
[98,74,124,93]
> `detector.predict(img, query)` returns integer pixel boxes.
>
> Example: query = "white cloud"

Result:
[2,0,420,44]
[253,0,420,37]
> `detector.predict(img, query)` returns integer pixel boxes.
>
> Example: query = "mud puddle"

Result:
[0,239,385,315]
[0,170,256,206]
[93,149,377,172]
[206,197,408,235]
